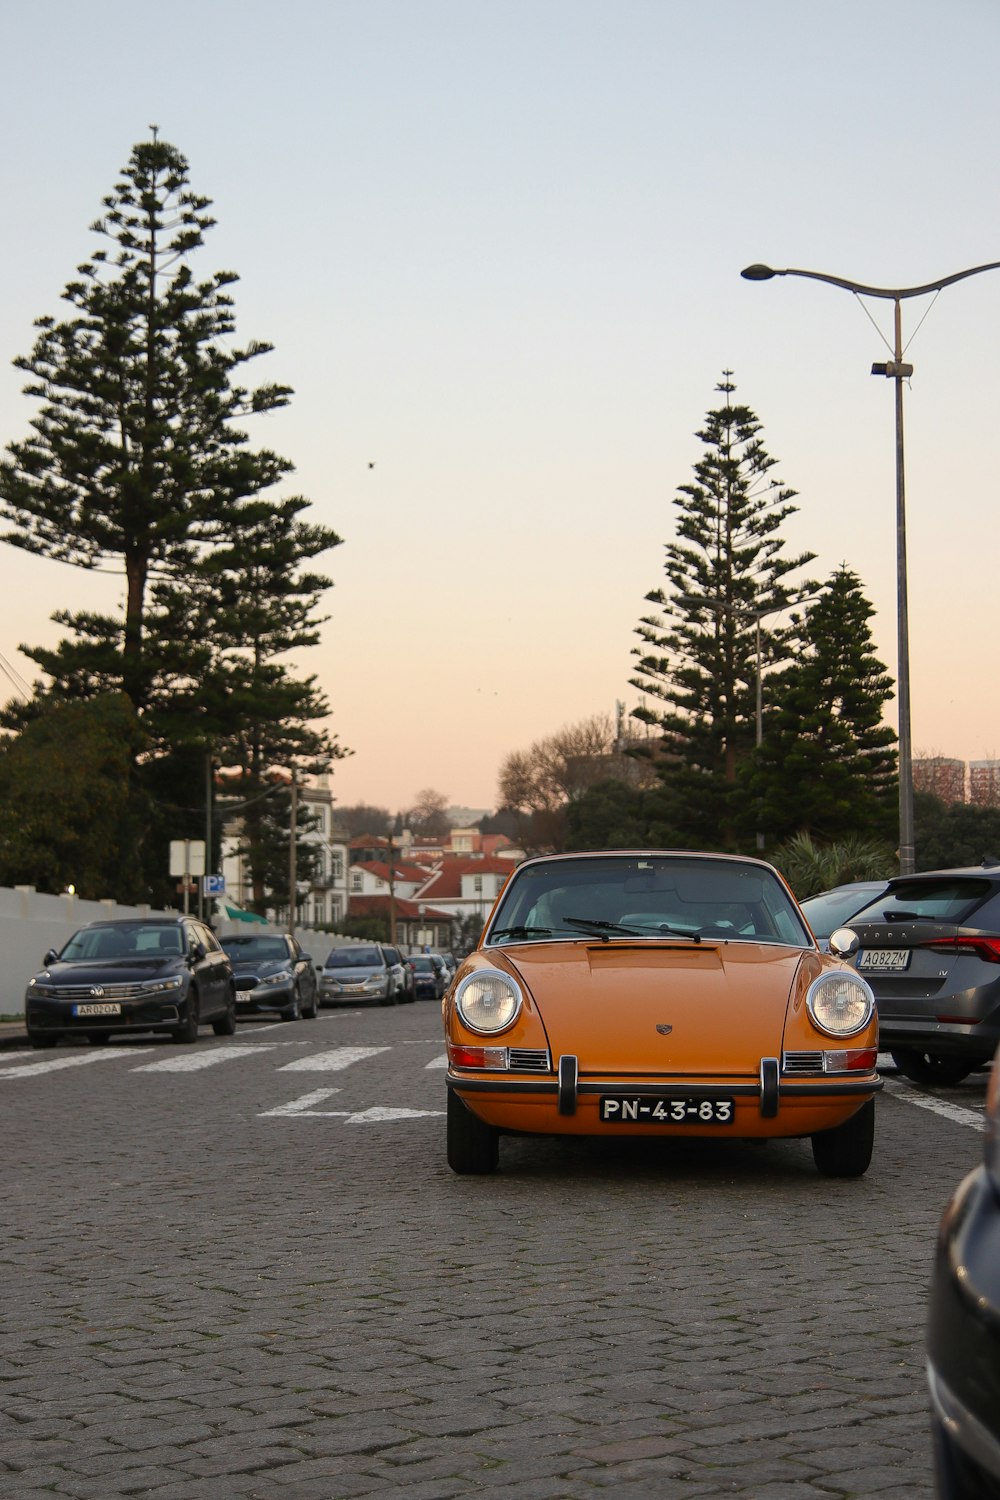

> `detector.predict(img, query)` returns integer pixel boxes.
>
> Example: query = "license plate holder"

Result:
[600,1095,734,1124]
[857,949,910,972]
[72,1002,122,1017]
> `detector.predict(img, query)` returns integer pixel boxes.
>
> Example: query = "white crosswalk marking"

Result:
[345,1107,444,1123]
[424,1054,448,1069]
[132,1045,273,1073]
[260,1088,347,1117]
[882,1076,985,1132]
[279,1047,389,1072]
[0,1051,129,1079]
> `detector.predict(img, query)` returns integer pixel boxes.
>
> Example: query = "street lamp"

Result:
[741,259,1000,875]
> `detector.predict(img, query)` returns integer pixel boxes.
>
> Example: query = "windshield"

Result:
[485,855,810,947]
[60,925,184,960]
[849,878,993,925]
[327,947,383,968]
[411,957,434,972]
[222,937,289,961]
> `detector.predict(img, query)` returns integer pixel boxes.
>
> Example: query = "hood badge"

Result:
[655,1023,673,1035]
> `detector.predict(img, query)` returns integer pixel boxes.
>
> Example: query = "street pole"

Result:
[288,773,298,937]
[741,259,1000,875]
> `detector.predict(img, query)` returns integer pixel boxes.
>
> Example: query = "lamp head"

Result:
[741,263,777,281]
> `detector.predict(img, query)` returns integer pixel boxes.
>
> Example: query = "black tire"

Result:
[303,986,319,1019]
[447,1090,500,1175]
[87,1032,112,1045]
[212,992,237,1036]
[27,1030,57,1049]
[174,988,200,1044]
[379,988,396,1007]
[890,1050,979,1087]
[811,1098,874,1178]
[281,990,302,1022]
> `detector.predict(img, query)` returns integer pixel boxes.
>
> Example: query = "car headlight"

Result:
[141,976,185,996]
[455,970,523,1035]
[806,971,875,1037]
[266,968,294,985]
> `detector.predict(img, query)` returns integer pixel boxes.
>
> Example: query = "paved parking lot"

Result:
[0,1003,986,1498]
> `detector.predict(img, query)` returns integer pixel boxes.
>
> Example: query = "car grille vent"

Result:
[508,1048,551,1073]
[42,982,155,1001]
[782,1051,825,1075]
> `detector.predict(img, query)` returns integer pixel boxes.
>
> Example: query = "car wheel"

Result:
[87,1033,112,1045]
[281,990,302,1022]
[174,989,200,1044]
[447,1090,499,1175]
[890,1050,979,1087]
[27,1030,57,1049]
[811,1098,874,1178]
[212,992,237,1036]
[379,989,396,1007]
[303,986,319,1019]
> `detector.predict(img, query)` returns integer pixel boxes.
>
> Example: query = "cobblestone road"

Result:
[1,1003,986,1499]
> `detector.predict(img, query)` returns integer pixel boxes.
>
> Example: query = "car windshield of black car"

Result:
[60,925,184,960]
[485,856,810,947]
[223,937,289,960]
[849,878,993,925]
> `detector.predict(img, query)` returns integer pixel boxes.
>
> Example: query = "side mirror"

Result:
[190,940,207,961]
[43,948,58,966]
[828,927,860,960]
[301,953,312,963]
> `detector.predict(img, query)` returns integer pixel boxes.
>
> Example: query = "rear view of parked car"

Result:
[25,917,236,1047]
[842,864,1000,1084]
[320,945,396,1005]
[222,933,318,1021]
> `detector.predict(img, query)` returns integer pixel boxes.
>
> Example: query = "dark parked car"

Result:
[410,954,444,1000]
[799,881,891,950]
[25,917,236,1047]
[221,933,318,1021]
[927,1049,1000,1498]
[841,863,1000,1084]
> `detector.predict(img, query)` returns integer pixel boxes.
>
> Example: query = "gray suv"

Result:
[841,863,1000,1084]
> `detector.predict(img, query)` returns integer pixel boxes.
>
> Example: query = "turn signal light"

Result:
[823,1048,878,1073]
[447,1042,509,1070]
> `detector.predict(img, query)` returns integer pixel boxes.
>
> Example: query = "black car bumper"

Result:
[26,997,188,1034]
[927,1165,1000,1491]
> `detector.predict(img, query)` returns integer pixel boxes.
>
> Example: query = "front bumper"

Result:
[26,996,189,1034]
[927,1165,1000,1486]
[234,980,296,1014]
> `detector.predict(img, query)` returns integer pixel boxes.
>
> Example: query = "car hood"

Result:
[37,958,185,985]
[500,941,809,1075]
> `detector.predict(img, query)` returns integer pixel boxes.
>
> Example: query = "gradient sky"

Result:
[3,0,999,816]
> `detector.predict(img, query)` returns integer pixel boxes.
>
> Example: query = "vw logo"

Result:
[89,986,105,999]
[655,1023,673,1035]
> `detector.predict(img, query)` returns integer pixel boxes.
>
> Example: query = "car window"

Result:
[223,937,290,960]
[327,947,383,968]
[849,878,994,924]
[60,925,185,959]
[412,957,434,972]
[485,855,811,947]
[799,886,885,937]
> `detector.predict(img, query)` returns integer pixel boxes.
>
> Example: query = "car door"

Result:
[187,920,228,1018]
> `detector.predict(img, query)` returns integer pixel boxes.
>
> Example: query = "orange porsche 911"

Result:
[443,851,881,1178]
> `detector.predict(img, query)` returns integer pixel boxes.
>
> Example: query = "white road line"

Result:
[132,1045,274,1073]
[260,1088,347,1117]
[278,1047,389,1072]
[344,1107,445,1123]
[424,1054,448,1069]
[0,1051,129,1078]
[882,1076,985,1132]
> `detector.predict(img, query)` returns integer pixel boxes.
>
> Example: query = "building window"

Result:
[350,871,363,893]
[332,853,344,880]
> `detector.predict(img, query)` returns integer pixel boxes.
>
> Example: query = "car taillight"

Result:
[447,1042,509,1070]
[920,936,1000,964]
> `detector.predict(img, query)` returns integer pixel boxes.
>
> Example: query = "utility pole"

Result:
[288,772,298,937]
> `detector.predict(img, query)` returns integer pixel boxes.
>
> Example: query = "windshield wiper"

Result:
[559,916,645,939]
[490,925,553,941]
[882,910,922,922]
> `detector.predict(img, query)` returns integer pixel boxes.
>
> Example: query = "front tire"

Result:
[212,992,237,1036]
[27,1030,57,1049]
[281,990,302,1022]
[447,1090,499,1175]
[174,989,200,1044]
[890,1050,979,1087]
[811,1098,874,1178]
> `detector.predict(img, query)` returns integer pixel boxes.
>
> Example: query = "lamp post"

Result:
[741,259,1000,875]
